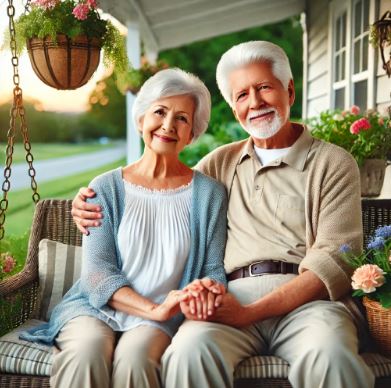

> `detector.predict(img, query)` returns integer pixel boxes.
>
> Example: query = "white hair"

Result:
[216,41,293,107]
[132,68,211,142]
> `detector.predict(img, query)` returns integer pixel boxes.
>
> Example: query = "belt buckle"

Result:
[249,260,281,276]
[249,260,265,277]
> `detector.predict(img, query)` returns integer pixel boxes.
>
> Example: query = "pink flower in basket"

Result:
[350,118,371,134]
[86,0,97,8]
[32,0,59,10]
[351,264,386,293]
[72,3,90,20]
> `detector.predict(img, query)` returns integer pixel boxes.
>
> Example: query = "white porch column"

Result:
[126,21,142,164]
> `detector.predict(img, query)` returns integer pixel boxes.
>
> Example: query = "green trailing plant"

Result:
[116,58,170,94]
[307,106,391,166]
[3,0,129,75]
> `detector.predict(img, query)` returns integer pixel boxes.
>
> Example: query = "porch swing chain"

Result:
[0,0,39,240]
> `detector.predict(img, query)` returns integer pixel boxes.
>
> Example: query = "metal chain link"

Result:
[0,0,39,240]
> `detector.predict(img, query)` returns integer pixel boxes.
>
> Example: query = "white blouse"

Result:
[100,179,192,332]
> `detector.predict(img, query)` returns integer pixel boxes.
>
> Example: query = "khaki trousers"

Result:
[51,316,170,388]
[162,275,375,388]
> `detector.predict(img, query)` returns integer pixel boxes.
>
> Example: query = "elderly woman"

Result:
[21,68,227,388]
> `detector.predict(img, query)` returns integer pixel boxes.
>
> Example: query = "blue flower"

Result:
[339,244,352,253]
[367,237,385,250]
[375,225,391,239]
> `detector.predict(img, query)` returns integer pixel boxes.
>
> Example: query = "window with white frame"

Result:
[333,10,348,109]
[352,0,370,110]
[331,0,374,111]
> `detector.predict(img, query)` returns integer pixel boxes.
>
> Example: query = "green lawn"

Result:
[0,142,118,164]
[3,157,126,236]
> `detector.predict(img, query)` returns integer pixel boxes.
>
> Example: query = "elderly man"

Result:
[72,41,374,388]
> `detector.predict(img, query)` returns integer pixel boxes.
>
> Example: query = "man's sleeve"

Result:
[299,149,362,300]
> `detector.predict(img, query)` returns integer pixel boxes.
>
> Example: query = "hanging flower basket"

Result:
[27,34,101,90]
[3,1,130,91]
[370,11,391,77]
[359,159,387,197]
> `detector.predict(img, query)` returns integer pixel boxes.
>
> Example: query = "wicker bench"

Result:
[1,198,391,387]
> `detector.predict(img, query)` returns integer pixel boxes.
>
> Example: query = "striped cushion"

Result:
[37,239,82,321]
[234,353,391,380]
[0,319,53,376]
[235,355,289,379]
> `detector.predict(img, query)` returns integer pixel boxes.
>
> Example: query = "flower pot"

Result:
[363,297,391,356]
[359,159,387,197]
[27,34,101,90]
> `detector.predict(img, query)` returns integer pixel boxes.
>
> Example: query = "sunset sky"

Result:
[0,0,119,113]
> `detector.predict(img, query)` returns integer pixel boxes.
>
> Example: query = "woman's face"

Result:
[140,95,195,156]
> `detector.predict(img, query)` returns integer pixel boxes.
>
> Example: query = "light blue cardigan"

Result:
[21,168,227,344]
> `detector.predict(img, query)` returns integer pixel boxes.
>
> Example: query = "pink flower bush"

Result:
[0,252,16,279]
[2,255,16,273]
[351,105,361,115]
[350,117,371,134]
[351,264,386,293]
[72,3,90,20]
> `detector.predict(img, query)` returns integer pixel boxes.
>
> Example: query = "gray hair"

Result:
[132,68,211,142]
[216,41,293,107]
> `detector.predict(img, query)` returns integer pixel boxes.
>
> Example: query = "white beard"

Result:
[243,108,282,139]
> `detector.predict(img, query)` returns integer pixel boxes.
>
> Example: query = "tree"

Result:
[79,72,127,140]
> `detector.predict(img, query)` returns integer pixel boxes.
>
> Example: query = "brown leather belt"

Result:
[228,260,299,281]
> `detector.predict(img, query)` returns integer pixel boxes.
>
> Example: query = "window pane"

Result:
[363,35,368,71]
[354,40,361,73]
[335,88,345,109]
[341,51,346,80]
[336,18,341,50]
[353,80,368,111]
[334,54,341,82]
[355,0,362,37]
[363,0,370,31]
[342,12,347,47]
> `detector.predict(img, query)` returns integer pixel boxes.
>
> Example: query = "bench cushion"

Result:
[0,320,52,376]
[37,239,82,321]
[1,319,391,379]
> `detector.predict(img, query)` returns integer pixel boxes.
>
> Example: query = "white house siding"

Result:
[305,0,391,117]
[305,0,329,118]
[376,0,391,116]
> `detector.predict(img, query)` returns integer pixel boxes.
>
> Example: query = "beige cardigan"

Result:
[195,134,363,302]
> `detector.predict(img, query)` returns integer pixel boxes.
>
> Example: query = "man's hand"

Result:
[71,187,102,235]
[181,278,226,319]
[181,293,250,328]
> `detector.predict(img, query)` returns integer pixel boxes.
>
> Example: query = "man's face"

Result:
[229,61,294,141]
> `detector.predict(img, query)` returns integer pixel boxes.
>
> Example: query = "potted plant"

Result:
[340,225,391,356]
[5,0,129,90]
[116,57,169,94]
[307,106,391,196]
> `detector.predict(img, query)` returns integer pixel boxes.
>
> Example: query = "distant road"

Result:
[4,142,127,191]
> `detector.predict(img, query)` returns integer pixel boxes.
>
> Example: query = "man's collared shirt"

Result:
[224,128,314,274]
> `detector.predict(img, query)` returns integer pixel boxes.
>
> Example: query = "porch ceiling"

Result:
[98,0,305,53]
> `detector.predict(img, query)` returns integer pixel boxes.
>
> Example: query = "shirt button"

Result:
[255,185,261,190]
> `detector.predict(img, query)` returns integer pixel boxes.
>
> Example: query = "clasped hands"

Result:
[154,278,248,327]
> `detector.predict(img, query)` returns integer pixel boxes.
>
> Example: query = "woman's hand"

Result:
[71,187,102,235]
[149,290,189,322]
